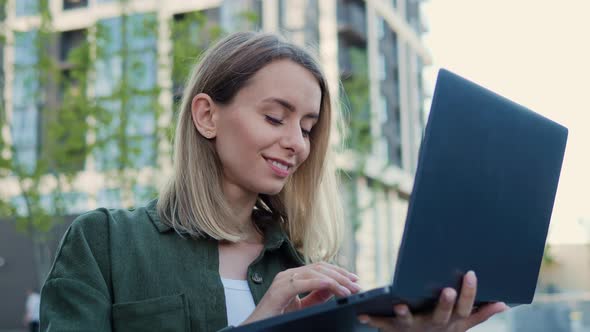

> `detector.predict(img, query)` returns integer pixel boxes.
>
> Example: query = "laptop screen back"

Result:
[391,69,568,307]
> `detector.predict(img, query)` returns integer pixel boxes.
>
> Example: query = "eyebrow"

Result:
[262,97,319,119]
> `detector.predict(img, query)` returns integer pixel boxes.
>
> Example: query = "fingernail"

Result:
[340,285,351,295]
[444,288,456,302]
[358,315,369,324]
[352,283,362,292]
[465,271,477,287]
[350,273,360,281]
[395,305,408,316]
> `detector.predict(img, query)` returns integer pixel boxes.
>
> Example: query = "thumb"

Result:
[299,289,334,308]
[284,295,302,313]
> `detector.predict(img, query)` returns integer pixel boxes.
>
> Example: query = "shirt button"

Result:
[251,272,263,284]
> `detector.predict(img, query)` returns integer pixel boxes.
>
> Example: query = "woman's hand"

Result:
[357,271,509,332]
[241,262,361,325]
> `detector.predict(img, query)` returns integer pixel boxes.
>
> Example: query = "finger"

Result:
[295,268,354,297]
[465,302,509,328]
[284,295,302,313]
[332,263,360,282]
[432,288,457,326]
[299,289,334,308]
[316,262,360,283]
[293,277,352,298]
[393,304,413,326]
[455,271,477,318]
[311,263,361,294]
[357,315,395,330]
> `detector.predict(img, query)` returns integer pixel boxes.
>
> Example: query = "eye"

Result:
[301,128,311,138]
[265,115,283,125]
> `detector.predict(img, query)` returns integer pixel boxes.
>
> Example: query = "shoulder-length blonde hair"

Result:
[158,31,343,262]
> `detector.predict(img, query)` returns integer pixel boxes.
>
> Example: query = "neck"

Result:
[221,181,263,244]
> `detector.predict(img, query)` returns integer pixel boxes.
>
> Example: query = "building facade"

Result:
[0,0,430,328]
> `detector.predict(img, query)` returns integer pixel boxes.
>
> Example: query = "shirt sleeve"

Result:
[40,211,112,332]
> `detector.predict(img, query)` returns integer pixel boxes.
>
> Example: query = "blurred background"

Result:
[0,0,588,331]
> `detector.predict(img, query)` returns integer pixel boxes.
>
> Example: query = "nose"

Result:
[279,123,307,154]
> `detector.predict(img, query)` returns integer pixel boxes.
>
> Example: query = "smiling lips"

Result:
[264,157,293,178]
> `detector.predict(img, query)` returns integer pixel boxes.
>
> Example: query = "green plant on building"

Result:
[341,47,371,157]
[337,44,375,273]
[93,10,161,203]
[169,10,223,141]
[341,44,386,230]
[0,0,262,287]
[168,7,259,139]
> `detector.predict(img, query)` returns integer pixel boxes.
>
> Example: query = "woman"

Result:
[40,32,507,331]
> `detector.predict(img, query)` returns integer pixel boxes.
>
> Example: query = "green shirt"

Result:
[40,199,305,331]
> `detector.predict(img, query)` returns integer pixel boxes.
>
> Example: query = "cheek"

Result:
[304,144,311,160]
[297,144,312,167]
[216,117,266,160]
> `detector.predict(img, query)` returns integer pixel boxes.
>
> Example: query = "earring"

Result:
[204,131,213,138]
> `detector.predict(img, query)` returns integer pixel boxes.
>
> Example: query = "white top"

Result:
[26,292,41,322]
[220,278,256,327]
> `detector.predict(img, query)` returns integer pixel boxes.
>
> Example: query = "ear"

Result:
[191,93,218,139]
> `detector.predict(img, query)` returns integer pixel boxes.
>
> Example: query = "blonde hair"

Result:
[158,32,343,262]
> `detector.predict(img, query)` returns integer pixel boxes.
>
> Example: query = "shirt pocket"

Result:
[112,293,191,332]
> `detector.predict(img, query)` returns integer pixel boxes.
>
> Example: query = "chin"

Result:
[259,186,284,196]
[254,181,286,196]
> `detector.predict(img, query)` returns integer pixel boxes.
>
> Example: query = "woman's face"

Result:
[214,59,322,198]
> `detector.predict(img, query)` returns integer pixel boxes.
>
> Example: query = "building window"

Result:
[16,0,39,17]
[337,0,367,46]
[0,0,6,20]
[40,192,88,215]
[339,1,370,154]
[378,54,386,81]
[405,0,421,34]
[392,106,402,165]
[126,95,157,168]
[416,57,426,134]
[61,192,89,214]
[379,95,388,124]
[0,35,4,124]
[133,184,157,206]
[377,18,385,40]
[93,100,120,171]
[278,0,318,47]
[221,0,262,33]
[60,30,86,63]
[40,194,57,215]
[12,31,39,173]
[10,196,28,216]
[378,96,389,164]
[97,188,122,208]
[45,29,90,172]
[94,14,158,171]
[339,39,370,152]
[63,0,88,10]
[379,25,402,168]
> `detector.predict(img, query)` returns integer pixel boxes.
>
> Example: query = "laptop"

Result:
[233,69,568,331]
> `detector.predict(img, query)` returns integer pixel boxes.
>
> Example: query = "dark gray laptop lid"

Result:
[392,69,568,306]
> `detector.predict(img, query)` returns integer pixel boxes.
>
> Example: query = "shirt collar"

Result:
[144,198,305,265]
[145,198,172,233]
[261,219,305,265]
